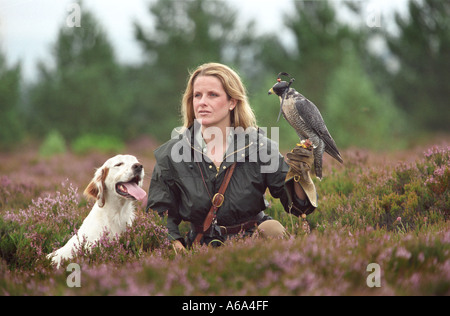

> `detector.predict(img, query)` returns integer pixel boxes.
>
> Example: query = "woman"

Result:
[146,63,317,251]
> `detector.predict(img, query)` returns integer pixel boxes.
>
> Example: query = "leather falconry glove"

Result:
[285,140,317,208]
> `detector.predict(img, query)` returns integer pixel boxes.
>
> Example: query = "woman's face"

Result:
[193,75,236,129]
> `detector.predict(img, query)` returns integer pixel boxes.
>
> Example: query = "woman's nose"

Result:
[198,95,207,105]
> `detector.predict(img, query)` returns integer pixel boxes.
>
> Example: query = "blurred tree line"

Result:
[0,0,448,152]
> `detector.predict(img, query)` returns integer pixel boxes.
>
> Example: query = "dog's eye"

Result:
[114,162,124,167]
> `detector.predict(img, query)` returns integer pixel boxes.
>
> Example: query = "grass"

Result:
[0,138,449,295]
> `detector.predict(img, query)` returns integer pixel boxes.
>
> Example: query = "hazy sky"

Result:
[0,0,408,80]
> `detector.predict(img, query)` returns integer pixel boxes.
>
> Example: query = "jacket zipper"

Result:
[214,142,253,177]
[216,166,220,177]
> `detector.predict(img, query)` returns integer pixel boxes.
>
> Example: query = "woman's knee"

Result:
[255,220,286,239]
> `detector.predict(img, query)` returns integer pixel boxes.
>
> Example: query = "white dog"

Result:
[47,154,146,268]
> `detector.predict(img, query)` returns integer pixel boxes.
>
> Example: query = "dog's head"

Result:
[84,155,146,207]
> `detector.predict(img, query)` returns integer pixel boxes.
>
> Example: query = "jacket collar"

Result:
[193,123,235,156]
[183,122,264,163]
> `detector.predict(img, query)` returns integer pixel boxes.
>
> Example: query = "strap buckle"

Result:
[212,193,225,208]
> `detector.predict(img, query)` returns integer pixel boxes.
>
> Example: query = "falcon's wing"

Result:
[294,95,343,164]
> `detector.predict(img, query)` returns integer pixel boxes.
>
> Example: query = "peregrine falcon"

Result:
[268,72,343,179]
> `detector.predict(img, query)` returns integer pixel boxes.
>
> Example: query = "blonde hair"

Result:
[181,63,257,129]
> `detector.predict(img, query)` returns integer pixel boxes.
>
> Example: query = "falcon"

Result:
[268,72,343,179]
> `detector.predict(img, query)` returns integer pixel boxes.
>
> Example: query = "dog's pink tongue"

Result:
[123,182,147,201]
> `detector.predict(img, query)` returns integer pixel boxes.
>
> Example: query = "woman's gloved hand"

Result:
[285,140,317,208]
[286,142,314,179]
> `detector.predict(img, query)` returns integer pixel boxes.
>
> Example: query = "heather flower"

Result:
[396,247,412,260]
[1,175,12,187]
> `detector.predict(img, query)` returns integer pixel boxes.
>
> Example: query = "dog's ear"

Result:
[83,167,109,208]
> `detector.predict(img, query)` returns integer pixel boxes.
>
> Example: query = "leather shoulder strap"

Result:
[194,162,237,244]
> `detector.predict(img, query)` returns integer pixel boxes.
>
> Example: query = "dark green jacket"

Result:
[146,125,315,241]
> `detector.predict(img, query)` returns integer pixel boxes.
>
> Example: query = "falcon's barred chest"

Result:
[280,92,315,142]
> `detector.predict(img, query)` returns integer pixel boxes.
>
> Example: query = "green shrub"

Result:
[302,145,449,232]
[39,130,67,157]
[71,134,124,155]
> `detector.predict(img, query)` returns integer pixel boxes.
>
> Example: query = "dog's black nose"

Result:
[133,163,143,173]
